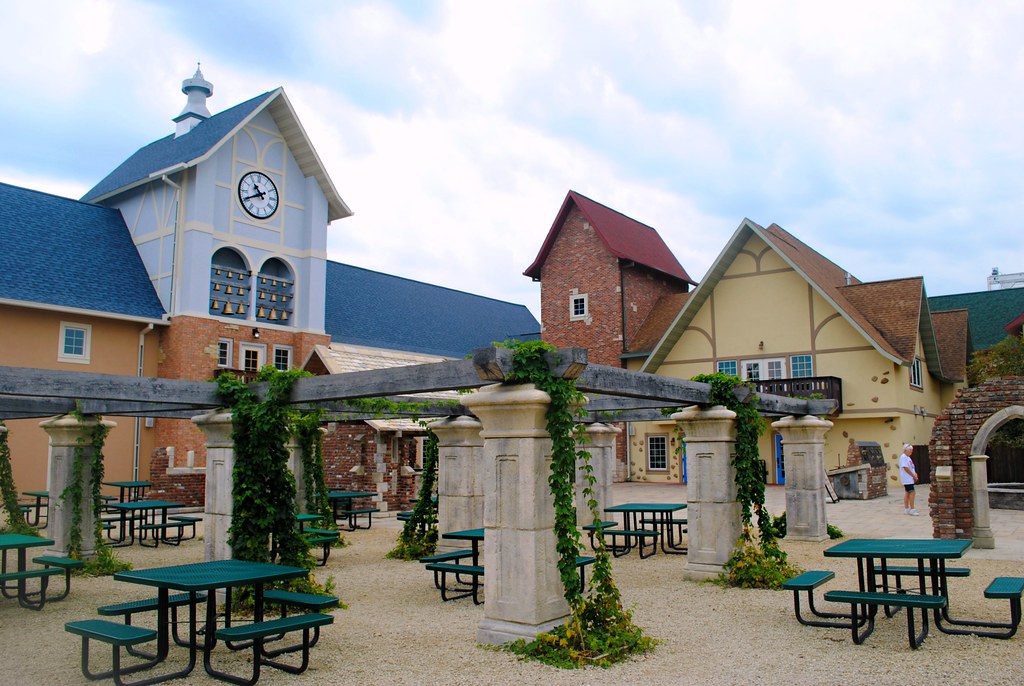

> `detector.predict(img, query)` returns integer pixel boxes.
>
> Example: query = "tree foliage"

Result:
[967,335,1024,386]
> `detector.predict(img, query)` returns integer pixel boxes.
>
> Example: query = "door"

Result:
[239,343,266,373]
[774,433,785,485]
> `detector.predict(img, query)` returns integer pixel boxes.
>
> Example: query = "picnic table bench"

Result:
[823,589,947,649]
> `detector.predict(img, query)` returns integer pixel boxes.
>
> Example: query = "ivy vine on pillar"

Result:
[216,367,314,568]
[689,372,799,588]
[504,340,655,668]
[0,421,36,535]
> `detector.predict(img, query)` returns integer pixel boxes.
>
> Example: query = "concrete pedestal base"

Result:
[477,616,566,646]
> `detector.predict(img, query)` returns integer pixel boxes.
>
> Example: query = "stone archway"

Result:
[929,377,1024,543]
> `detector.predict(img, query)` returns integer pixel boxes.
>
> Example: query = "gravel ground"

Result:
[3,522,1023,686]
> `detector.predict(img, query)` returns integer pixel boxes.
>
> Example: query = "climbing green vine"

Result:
[0,422,36,535]
[503,340,655,668]
[387,427,439,560]
[689,372,799,589]
[294,411,334,531]
[62,408,110,559]
[216,367,314,568]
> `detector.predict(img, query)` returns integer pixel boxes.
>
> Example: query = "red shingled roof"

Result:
[524,190,696,285]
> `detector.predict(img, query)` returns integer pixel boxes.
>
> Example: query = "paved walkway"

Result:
[611,481,1024,561]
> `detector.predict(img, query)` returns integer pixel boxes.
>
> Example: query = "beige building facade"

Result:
[626,220,969,488]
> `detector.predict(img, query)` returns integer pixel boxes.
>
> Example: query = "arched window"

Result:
[210,248,252,319]
[254,257,294,323]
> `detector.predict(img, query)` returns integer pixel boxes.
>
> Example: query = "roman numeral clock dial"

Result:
[238,171,279,219]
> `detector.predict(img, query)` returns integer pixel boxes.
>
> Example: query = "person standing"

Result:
[898,444,920,515]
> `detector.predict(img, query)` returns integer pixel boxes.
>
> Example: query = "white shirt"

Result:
[898,452,916,485]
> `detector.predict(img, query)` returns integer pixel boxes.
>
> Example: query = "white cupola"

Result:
[173,64,214,137]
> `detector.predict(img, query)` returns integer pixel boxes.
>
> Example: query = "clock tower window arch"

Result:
[209,247,252,318]
[255,257,294,324]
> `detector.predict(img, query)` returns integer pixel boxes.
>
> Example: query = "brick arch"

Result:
[929,377,1024,540]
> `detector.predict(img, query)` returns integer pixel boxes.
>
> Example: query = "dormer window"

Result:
[255,258,294,324]
[209,248,251,319]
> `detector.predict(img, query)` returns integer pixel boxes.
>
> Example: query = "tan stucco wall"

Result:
[0,305,161,492]
[632,232,958,484]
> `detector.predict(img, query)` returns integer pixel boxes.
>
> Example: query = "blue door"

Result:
[774,433,785,485]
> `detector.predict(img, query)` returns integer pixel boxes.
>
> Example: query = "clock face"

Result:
[238,171,279,219]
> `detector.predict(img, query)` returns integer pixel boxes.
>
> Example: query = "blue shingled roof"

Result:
[81,91,275,202]
[325,262,540,358]
[0,182,166,319]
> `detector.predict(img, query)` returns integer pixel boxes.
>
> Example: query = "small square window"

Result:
[717,360,737,377]
[570,293,588,321]
[790,355,813,378]
[647,435,668,471]
[273,345,292,371]
[58,322,91,364]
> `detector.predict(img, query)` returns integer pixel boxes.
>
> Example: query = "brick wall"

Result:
[539,207,623,367]
[321,421,421,512]
[620,265,686,352]
[929,377,1024,539]
[147,314,329,503]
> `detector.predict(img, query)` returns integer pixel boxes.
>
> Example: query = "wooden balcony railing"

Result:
[213,368,261,384]
[753,376,843,414]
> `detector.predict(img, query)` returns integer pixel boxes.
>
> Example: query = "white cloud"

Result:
[2,0,1022,318]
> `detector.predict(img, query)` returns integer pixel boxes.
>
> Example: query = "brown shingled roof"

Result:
[840,278,924,362]
[931,309,970,382]
[643,218,965,380]
[629,292,691,353]
[524,190,696,285]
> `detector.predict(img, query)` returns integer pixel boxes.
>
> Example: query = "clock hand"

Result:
[242,190,267,201]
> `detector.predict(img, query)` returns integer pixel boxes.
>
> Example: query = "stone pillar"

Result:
[429,415,484,550]
[39,414,116,559]
[194,411,235,561]
[286,433,305,513]
[969,455,995,549]
[673,405,740,580]
[461,383,568,645]
[772,415,833,542]
[578,423,619,525]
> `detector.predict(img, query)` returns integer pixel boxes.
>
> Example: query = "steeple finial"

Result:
[174,63,214,137]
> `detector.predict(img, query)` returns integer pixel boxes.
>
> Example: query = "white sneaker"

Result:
[909,509,920,516]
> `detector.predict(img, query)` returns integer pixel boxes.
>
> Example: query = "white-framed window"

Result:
[910,357,923,388]
[742,358,785,381]
[570,293,588,321]
[217,339,233,368]
[240,342,266,373]
[272,345,293,371]
[647,435,668,471]
[58,322,91,364]
[790,354,813,378]
[717,360,738,377]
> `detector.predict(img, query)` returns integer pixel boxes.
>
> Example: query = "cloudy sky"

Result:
[3,1,1022,321]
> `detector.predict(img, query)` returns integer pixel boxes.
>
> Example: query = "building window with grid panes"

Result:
[58,322,91,364]
[647,435,668,471]
[273,345,292,371]
[910,357,923,388]
[790,354,813,378]
[717,360,737,376]
[217,339,233,368]
[570,293,588,320]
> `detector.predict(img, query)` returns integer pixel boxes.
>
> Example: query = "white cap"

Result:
[903,444,913,451]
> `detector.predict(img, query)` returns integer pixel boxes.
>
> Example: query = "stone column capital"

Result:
[428,415,483,442]
[771,414,834,443]
[671,405,736,442]
[39,414,117,446]
[192,411,235,447]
